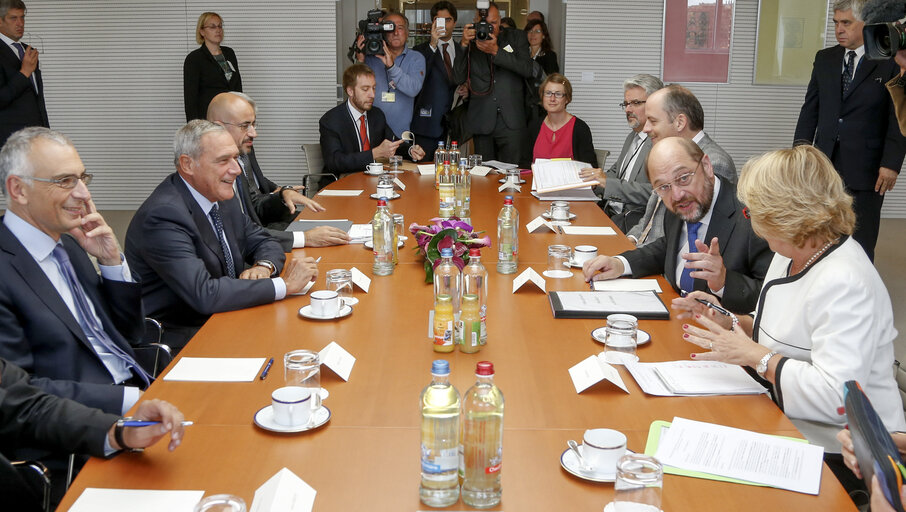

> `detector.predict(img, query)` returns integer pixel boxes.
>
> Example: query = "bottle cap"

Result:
[377,199,387,206]
[440,247,453,258]
[469,248,481,257]
[476,361,494,376]
[431,360,450,375]
[503,196,513,205]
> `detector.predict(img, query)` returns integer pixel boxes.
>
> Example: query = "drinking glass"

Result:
[325,269,355,306]
[546,244,571,278]
[284,350,321,410]
[468,154,482,168]
[194,494,247,512]
[393,213,405,243]
[389,155,403,173]
[603,314,638,364]
[614,454,663,512]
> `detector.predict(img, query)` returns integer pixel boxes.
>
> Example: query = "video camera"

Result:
[475,0,493,41]
[357,9,395,57]
[861,0,906,60]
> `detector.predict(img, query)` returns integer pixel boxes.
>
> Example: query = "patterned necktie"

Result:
[359,115,371,151]
[442,43,454,81]
[51,245,151,386]
[209,204,236,278]
[842,50,856,96]
[679,222,702,292]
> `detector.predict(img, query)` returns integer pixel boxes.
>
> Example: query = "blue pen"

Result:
[121,420,194,427]
[260,357,275,380]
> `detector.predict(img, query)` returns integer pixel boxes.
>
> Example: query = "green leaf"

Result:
[425,228,457,262]
[424,258,434,284]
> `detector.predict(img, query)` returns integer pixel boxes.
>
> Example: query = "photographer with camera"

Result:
[453,1,533,166]
[354,10,425,140]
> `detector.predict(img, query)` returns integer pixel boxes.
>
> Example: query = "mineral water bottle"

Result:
[496,196,519,274]
[460,361,504,508]
[454,157,471,222]
[462,248,488,344]
[434,142,446,188]
[449,141,460,174]
[434,247,461,314]
[420,360,461,507]
[372,198,394,276]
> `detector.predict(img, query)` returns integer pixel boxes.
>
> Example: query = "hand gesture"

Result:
[579,167,605,186]
[430,22,445,48]
[113,399,186,452]
[20,46,38,77]
[581,255,625,282]
[475,32,498,56]
[372,138,403,161]
[670,290,731,327]
[876,167,898,195]
[683,238,726,292]
[280,187,325,214]
[409,144,426,162]
[682,313,763,366]
[305,226,351,247]
[69,198,123,267]
[283,256,318,294]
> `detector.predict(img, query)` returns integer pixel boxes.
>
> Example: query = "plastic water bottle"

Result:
[462,248,488,345]
[449,141,461,174]
[434,142,446,188]
[434,247,461,314]
[460,361,504,508]
[420,360,461,507]
[372,198,394,276]
[496,196,519,274]
[454,157,471,223]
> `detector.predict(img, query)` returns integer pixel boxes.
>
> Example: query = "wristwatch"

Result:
[756,351,778,379]
[114,418,144,453]
[254,260,277,276]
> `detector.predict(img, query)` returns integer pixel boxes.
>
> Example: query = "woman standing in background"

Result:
[183,12,242,121]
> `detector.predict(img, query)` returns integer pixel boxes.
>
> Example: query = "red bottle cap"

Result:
[376,199,387,206]
[476,361,494,376]
[503,197,513,205]
[469,248,481,257]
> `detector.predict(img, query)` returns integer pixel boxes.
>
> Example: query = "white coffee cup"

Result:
[582,428,627,473]
[310,290,340,317]
[271,386,312,426]
[367,162,383,173]
[573,245,598,264]
[376,183,394,198]
[550,201,570,221]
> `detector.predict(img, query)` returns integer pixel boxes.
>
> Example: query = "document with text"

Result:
[531,159,593,194]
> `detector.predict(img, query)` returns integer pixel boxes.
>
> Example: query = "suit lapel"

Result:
[845,57,878,100]
[173,176,230,276]
[664,212,682,291]
[626,138,651,182]
[703,178,738,263]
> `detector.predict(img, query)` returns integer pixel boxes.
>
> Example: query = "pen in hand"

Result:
[121,420,194,428]
[680,290,731,316]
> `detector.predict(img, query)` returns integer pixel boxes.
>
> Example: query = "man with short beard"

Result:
[582,137,772,313]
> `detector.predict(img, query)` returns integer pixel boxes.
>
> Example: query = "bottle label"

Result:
[486,462,502,474]
[433,321,454,346]
[421,446,459,473]
[455,320,464,344]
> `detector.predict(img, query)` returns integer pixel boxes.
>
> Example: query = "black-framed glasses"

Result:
[652,158,702,197]
[224,120,257,132]
[28,172,93,189]
[619,100,646,109]
[543,91,566,99]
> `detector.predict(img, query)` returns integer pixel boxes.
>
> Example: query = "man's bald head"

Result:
[206,92,258,155]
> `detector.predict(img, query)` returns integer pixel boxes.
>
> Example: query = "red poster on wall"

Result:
[663,0,736,83]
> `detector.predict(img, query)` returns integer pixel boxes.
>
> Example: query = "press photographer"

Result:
[861,0,906,134]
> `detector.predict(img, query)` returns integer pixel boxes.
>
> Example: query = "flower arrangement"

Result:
[409,217,491,283]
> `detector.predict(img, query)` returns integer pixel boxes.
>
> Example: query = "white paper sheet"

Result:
[560,225,616,236]
[483,159,518,170]
[318,341,355,381]
[469,165,493,176]
[69,488,204,512]
[593,279,663,293]
[655,417,824,494]
[251,467,317,512]
[531,160,593,193]
[568,353,630,394]
[531,188,600,202]
[555,291,667,315]
[512,267,546,293]
[316,189,363,197]
[163,357,266,382]
[347,224,373,243]
[624,360,767,396]
[417,164,435,175]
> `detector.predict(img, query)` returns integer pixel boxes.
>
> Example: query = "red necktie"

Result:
[359,115,370,151]
[442,43,454,81]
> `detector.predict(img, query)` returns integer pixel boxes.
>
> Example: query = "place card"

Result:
[350,267,371,292]
[469,165,493,176]
[251,467,317,512]
[318,341,355,381]
[526,216,557,233]
[512,267,546,293]
[417,164,435,175]
[393,177,406,191]
[568,353,630,394]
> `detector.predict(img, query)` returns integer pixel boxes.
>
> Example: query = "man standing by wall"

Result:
[0,0,47,147]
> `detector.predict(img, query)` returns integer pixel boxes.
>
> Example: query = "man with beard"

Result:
[580,74,663,232]
[582,137,772,313]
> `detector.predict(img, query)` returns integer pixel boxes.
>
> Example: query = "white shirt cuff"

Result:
[121,386,140,415]
[99,255,133,282]
[710,286,725,298]
[614,256,632,276]
[273,277,287,300]
[103,433,117,456]
[292,231,305,249]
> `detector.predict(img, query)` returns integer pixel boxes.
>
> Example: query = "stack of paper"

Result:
[531,159,593,194]
[624,360,767,396]
[69,489,204,511]
[483,160,518,171]
[530,188,600,202]
[347,224,373,243]
[162,357,266,382]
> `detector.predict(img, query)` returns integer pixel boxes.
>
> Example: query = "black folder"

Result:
[548,291,670,320]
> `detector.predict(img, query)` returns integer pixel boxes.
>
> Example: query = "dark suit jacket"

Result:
[411,40,464,140]
[620,178,773,313]
[525,115,598,167]
[319,102,412,176]
[0,222,144,414]
[596,132,653,211]
[0,358,118,511]
[534,50,559,75]
[237,151,294,252]
[183,45,242,122]
[0,42,48,146]
[452,27,534,133]
[125,173,285,347]
[794,46,906,190]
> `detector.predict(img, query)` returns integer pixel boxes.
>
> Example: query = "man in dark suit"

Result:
[207,92,350,252]
[0,358,186,511]
[793,0,906,261]
[583,137,772,314]
[453,2,533,165]
[411,1,467,160]
[125,120,318,349]
[580,74,664,232]
[320,63,425,178]
[0,1,48,147]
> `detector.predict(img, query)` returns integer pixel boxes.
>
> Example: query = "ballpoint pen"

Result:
[260,357,275,380]
[121,420,194,427]
[680,290,731,316]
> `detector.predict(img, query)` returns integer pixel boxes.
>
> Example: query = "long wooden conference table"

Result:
[60,166,855,511]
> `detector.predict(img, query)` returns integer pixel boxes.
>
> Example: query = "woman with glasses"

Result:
[525,73,597,167]
[674,145,905,499]
[525,19,558,75]
[183,12,243,122]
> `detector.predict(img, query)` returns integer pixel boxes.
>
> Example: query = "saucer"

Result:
[370,193,400,200]
[254,405,331,433]
[567,259,593,268]
[591,328,651,346]
[299,304,353,320]
[363,239,404,249]
[542,211,577,221]
[542,269,573,279]
[603,503,662,512]
[560,446,634,483]
[498,177,526,184]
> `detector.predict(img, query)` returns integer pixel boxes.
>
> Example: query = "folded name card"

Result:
[568,353,630,394]
[350,267,371,292]
[469,165,493,176]
[526,216,557,233]
[393,177,406,191]
[513,267,546,293]
[251,467,316,512]
[417,164,435,175]
[318,341,355,381]
[498,176,521,193]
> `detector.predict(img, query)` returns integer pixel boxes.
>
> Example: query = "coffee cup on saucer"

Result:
[271,386,312,426]
[310,290,340,318]
[582,428,627,473]
[366,162,383,174]
[573,245,598,265]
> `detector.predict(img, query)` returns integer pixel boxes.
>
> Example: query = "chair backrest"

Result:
[10,460,51,512]
[301,144,326,197]
[896,360,906,415]
[594,149,610,169]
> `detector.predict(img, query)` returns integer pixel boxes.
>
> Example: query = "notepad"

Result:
[317,189,363,197]
[483,159,518,170]
[560,225,616,236]
[531,188,600,202]
[163,357,266,382]
[625,361,768,396]
[69,489,204,512]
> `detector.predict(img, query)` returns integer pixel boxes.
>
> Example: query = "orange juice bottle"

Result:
[433,295,455,353]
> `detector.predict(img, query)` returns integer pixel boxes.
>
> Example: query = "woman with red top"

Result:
[525,74,598,167]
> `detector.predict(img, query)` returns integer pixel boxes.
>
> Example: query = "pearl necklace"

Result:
[793,238,837,275]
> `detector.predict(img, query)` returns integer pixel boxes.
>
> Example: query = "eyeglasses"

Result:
[619,100,646,109]
[543,91,566,99]
[224,120,257,132]
[203,24,223,30]
[528,29,543,34]
[28,172,93,189]
[652,158,702,197]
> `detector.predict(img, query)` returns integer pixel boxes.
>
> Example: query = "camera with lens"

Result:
[357,9,395,57]
[861,0,906,60]
[475,0,493,41]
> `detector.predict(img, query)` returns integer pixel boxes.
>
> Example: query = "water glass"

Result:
[614,454,663,512]
[468,154,482,168]
[194,494,247,512]
[325,269,354,306]
[284,350,321,410]
[389,155,402,173]
[603,314,638,364]
[547,244,571,276]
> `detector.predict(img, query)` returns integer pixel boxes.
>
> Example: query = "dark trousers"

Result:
[849,188,884,262]
[473,112,524,166]
[415,132,447,162]
[606,204,645,235]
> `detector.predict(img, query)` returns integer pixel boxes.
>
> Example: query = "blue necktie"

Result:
[842,50,856,96]
[209,204,236,278]
[679,222,702,293]
[51,245,151,386]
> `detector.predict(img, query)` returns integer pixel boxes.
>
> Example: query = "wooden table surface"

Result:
[59,167,855,511]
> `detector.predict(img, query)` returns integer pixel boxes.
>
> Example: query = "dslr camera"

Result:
[475,0,493,41]
[861,0,906,60]
[357,9,395,56]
